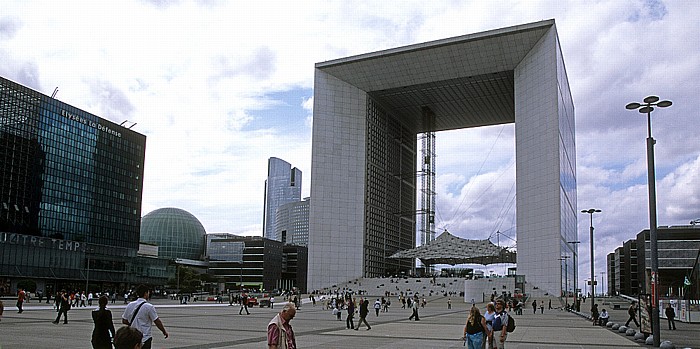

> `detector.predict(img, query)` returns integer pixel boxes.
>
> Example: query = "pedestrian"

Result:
[346,298,355,329]
[121,284,169,349]
[531,299,537,314]
[356,299,371,330]
[492,299,509,349]
[88,292,94,306]
[53,289,70,324]
[92,295,116,349]
[448,298,452,309]
[548,299,552,310]
[591,304,599,326]
[270,296,275,309]
[267,302,297,349]
[374,298,381,316]
[539,300,544,314]
[599,308,609,326]
[408,296,420,321]
[665,304,676,330]
[16,287,26,313]
[483,303,496,349]
[239,293,250,315]
[113,326,143,349]
[624,301,640,328]
[81,292,87,307]
[462,305,487,349]
[335,304,342,320]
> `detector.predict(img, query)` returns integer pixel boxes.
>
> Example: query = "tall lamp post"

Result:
[581,208,601,313]
[626,95,672,347]
[568,240,581,309]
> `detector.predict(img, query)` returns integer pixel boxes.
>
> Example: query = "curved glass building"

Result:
[140,207,206,260]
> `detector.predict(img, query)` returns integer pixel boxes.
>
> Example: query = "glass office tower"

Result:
[263,157,302,241]
[0,76,148,294]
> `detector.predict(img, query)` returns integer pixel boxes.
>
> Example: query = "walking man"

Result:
[408,296,420,321]
[16,288,26,313]
[532,299,537,314]
[492,299,509,349]
[346,298,355,329]
[356,299,372,330]
[665,304,676,330]
[53,290,70,324]
[239,293,250,315]
[625,301,640,328]
[121,284,169,349]
[267,302,297,349]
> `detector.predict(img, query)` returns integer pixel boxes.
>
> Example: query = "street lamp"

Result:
[568,240,581,309]
[626,95,672,347]
[559,256,571,308]
[581,208,601,313]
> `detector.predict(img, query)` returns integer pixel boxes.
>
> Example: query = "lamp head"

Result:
[639,106,654,114]
[626,102,641,110]
[643,96,660,103]
[657,100,672,108]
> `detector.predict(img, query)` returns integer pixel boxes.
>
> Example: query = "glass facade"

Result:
[556,35,577,298]
[275,197,310,246]
[263,157,302,241]
[140,207,206,260]
[364,98,416,277]
[0,76,148,292]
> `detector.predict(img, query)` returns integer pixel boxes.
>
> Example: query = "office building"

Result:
[206,233,308,293]
[275,197,310,246]
[307,20,577,295]
[0,76,154,294]
[263,157,302,241]
[635,225,700,298]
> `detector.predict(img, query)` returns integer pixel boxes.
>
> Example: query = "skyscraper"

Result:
[263,157,301,241]
[275,197,310,246]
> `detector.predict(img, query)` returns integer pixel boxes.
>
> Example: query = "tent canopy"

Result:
[388,230,516,265]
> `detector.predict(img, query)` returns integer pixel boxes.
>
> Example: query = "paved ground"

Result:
[0,297,696,348]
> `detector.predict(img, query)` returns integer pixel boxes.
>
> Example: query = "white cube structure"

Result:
[308,20,577,296]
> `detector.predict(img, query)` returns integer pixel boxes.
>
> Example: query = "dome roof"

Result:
[140,207,206,260]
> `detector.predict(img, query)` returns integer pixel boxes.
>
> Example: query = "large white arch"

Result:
[308,20,577,296]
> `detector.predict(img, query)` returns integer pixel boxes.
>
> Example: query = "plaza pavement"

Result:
[0,297,696,348]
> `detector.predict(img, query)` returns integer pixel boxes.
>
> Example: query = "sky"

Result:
[2,0,699,292]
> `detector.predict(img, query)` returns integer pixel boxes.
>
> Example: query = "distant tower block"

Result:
[307,20,577,296]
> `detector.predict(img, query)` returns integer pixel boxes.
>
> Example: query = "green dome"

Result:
[140,207,206,260]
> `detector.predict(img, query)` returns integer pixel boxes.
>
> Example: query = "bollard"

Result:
[606,321,614,328]
[659,340,675,349]
[618,325,628,333]
[646,335,654,346]
[625,328,636,336]
[633,332,645,341]
[611,324,620,331]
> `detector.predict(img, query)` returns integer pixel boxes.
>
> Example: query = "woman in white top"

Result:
[483,303,497,349]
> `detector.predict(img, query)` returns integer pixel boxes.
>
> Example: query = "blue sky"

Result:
[1,0,698,292]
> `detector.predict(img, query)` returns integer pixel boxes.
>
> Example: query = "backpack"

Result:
[506,313,516,332]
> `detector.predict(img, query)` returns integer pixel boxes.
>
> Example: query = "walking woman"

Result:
[92,295,116,349]
[462,306,488,349]
[483,303,497,349]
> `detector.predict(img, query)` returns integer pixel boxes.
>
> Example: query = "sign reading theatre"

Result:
[0,232,85,252]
